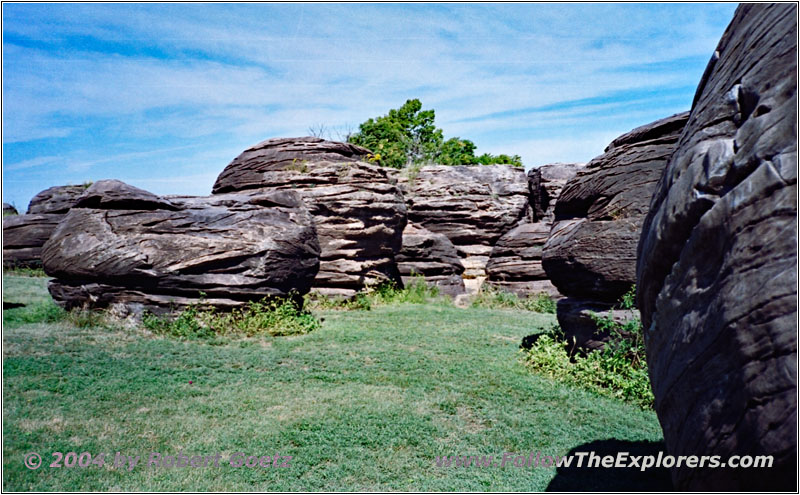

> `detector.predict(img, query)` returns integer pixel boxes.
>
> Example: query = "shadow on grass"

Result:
[546,439,673,492]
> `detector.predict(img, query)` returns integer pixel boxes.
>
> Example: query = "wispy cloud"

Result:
[2,3,738,208]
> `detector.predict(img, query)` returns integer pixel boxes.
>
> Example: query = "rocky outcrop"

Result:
[542,112,689,302]
[397,165,530,282]
[539,113,689,350]
[636,4,797,490]
[212,137,406,296]
[486,163,583,296]
[396,223,465,296]
[3,203,17,216]
[2,184,89,267]
[43,180,320,314]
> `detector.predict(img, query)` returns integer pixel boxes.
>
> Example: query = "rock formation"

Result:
[212,137,407,296]
[3,203,17,216]
[396,223,465,296]
[486,163,583,296]
[540,113,689,350]
[396,164,530,286]
[636,4,797,490]
[543,112,689,302]
[3,184,89,267]
[43,180,320,314]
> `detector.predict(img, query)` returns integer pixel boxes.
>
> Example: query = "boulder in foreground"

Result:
[43,180,320,314]
[636,4,797,490]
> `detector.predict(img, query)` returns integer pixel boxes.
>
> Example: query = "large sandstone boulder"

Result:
[636,4,796,490]
[396,223,465,296]
[540,114,688,351]
[486,163,583,296]
[3,184,89,268]
[43,180,320,314]
[397,164,530,281]
[542,111,689,302]
[212,137,407,296]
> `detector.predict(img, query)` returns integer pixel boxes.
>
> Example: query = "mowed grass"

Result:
[3,275,663,491]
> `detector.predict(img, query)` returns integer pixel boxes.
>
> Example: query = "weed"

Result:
[470,286,556,314]
[3,266,47,277]
[67,308,109,329]
[3,300,66,326]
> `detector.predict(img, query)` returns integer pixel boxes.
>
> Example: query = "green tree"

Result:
[348,99,523,169]
[349,99,443,168]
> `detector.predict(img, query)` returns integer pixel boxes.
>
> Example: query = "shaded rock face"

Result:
[3,203,18,216]
[636,4,797,491]
[397,165,530,280]
[396,223,465,296]
[486,163,583,296]
[2,185,89,268]
[213,137,407,296]
[542,112,689,303]
[529,163,585,225]
[554,298,638,353]
[43,180,320,314]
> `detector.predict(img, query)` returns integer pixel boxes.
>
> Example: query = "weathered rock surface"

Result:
[27,184,91,214]
[3,203,18,216]
[636,4,797,490]
[396,223,465,295]
[213,137,406,296]
[2,185,89,267]
[397,164,530,281]
[43,180,320,314]
[486,163,583,296]
[485,222,558,296]
[529,163,585,224]
[543,111,689,302]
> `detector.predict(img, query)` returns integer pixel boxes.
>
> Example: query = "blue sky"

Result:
[2,2,738,211]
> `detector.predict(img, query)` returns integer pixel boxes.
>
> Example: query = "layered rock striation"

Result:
[396,223,465,296]
[396,164,530,283]
[486,163,583,296]
[44,180,320,314]
[213,137,407,296]
[3,184,89,267]
[636,4,797,490]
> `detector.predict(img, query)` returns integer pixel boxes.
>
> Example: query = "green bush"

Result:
[521,286,653,408]
[142,296,320,339]
[470,286,556,314]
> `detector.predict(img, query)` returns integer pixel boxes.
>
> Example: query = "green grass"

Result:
[3,275,664,491]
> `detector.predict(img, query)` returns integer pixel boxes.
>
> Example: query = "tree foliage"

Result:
[348,99,522,169]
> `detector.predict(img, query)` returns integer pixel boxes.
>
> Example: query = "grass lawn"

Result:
[3,275,665,491]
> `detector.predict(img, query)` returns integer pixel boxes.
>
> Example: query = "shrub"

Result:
[520,286,653,408]
[142,295,320,339]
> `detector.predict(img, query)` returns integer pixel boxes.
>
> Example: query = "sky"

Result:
[2,2,739,211]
